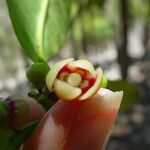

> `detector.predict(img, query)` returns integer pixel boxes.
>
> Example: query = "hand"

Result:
[22,88,123,150]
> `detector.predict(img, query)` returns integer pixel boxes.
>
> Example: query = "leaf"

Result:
[107,80,138,112]
[0,101,8,120]
[3,120,39,150]
[6,0,71,62]
[6,120,39,150]
[26,63,50,89]
[0,129,14,150]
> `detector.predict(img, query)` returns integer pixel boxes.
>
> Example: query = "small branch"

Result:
[117,0,130,80]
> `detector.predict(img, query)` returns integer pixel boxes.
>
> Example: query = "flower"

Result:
[46,58,107,101]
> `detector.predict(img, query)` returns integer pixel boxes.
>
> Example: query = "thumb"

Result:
[23,89,123,150]
[26,99,46,122]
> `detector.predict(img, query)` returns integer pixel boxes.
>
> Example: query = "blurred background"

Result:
[0,0,149,149]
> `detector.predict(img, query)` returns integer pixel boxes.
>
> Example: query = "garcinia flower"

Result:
[46,58,107,101]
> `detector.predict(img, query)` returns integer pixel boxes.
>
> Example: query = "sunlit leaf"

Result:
[107,80,138,112]
[6,0,71,62]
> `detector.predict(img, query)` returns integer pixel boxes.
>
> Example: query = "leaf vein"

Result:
[36,0,50,59]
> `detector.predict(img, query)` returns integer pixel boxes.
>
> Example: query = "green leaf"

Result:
[26,63,50,88]
[107,80,138,112]
[6,0,71,62]
[0,101,8,120]
[6,120,39,150]
[1,120,39,150]
[0,129,14,150]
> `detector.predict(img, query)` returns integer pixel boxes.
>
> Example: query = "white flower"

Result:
[46,58,106,101]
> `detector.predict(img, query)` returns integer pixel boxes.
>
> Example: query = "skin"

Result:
[26,99,45,122]
[23,89,122,150]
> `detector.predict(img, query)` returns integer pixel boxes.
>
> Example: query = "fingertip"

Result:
[26,99,45,122]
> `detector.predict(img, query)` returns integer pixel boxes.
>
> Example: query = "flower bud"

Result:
[46,58,107,101]
[0,97,29,129]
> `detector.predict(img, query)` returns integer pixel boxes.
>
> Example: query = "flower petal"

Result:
[54,79,82,100]
[46,58,74,91]
[68,59,96,76]
[78,67,103,100]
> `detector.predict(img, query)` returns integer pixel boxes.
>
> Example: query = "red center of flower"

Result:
[57,65,96,94]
